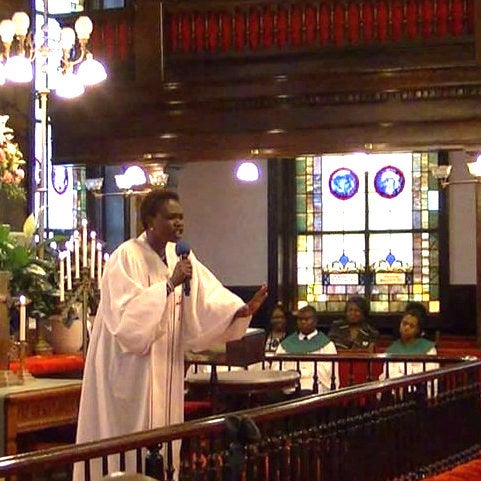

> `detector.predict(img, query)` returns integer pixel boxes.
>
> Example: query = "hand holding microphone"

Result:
[172,241,191,296]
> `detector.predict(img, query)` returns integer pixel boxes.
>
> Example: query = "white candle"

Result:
[82,219,88,268]
[19,295,26,342]
[59,252,65,302]
[74,231,80,279]
[66,248,72,290]
[97,242,102,286]
[90,231,96,278]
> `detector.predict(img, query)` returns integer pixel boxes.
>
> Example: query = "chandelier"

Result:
[0,3,107,98]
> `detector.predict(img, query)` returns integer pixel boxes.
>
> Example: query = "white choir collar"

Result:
[298,329,318,341]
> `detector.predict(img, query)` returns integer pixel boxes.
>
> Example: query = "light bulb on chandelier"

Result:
[56,71,85,99]
[77,54,107,86]
[5,55,33,83]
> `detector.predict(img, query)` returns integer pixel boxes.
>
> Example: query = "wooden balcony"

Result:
[50,0,481,165]
[0,356,479,481]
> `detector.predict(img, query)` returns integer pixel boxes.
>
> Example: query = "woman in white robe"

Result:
[74,190,267,481]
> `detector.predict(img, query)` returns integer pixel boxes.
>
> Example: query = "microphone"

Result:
[175,240,191,296]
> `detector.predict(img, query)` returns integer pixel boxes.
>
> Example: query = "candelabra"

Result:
[57,220,106,356]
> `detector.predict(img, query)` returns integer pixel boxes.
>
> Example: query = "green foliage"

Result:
[0,224,58,322]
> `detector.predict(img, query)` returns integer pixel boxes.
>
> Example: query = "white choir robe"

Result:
[378,346,439,398]
[74,233,250,481]
[274,336,338,393]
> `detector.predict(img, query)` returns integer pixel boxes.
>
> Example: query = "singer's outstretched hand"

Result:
[235,284,268,318]
[170,259,193,287]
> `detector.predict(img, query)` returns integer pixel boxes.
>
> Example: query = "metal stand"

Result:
[64,267,96,358]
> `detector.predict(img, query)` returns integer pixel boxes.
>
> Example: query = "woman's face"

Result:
[399,314,420,343]
[270,308,287,331]
[346,302,364,325]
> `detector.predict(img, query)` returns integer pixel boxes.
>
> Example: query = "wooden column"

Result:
[134,0,163,83]
[476,182,481,346]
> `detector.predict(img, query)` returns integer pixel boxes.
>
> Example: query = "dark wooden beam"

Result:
[52,117,481,165]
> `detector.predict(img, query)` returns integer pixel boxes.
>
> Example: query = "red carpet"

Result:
[424,457,481,481]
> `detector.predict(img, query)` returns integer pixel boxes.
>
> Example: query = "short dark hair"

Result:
[140,189,180,230]
[404,301,427,332]
[345,296,370,320]
[298,305,317,318]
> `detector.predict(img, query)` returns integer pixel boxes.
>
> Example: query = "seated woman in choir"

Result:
[381,301,438,380]
[328,296,379,351]
[265,304,289,354]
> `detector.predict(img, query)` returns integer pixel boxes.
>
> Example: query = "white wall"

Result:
[449,151,476,284]
[177,160,268,286]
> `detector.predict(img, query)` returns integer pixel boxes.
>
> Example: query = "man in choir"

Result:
[275,305,338,394]
[75,189,267,480]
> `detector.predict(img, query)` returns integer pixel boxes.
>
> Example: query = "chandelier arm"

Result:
[61,42,90,73]
[1,42,11,59]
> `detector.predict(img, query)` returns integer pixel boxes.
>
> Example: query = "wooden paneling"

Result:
[50,1,481,165]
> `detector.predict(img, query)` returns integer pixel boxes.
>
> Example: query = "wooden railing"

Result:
[0,357,479,481]
[53,1,476,83]
[188,352,476,392]
[165,0,475,56]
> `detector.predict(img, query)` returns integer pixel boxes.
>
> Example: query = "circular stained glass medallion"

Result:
[329,168,359,200]
[374,165,405,198]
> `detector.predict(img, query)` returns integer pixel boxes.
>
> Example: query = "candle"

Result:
[82,219,88,268]
[97,242,102,286]
[90,231,97,278]
[66,247,72,291]
[19,295,26,342]
[74,231,80,279]
[59,252,65,302]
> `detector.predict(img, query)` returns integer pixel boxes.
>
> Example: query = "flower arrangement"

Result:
[0,115,26,200]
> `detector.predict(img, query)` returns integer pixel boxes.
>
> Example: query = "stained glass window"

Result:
[296,152,440,314]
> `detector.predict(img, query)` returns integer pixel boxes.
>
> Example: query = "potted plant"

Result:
[0,223,59,341]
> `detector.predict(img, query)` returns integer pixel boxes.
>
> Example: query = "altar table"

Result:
[0,378,82,456]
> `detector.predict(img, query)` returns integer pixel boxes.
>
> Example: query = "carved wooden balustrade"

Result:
[57,0,476,82]
[0,356,479,481]
[165,0,475,57]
